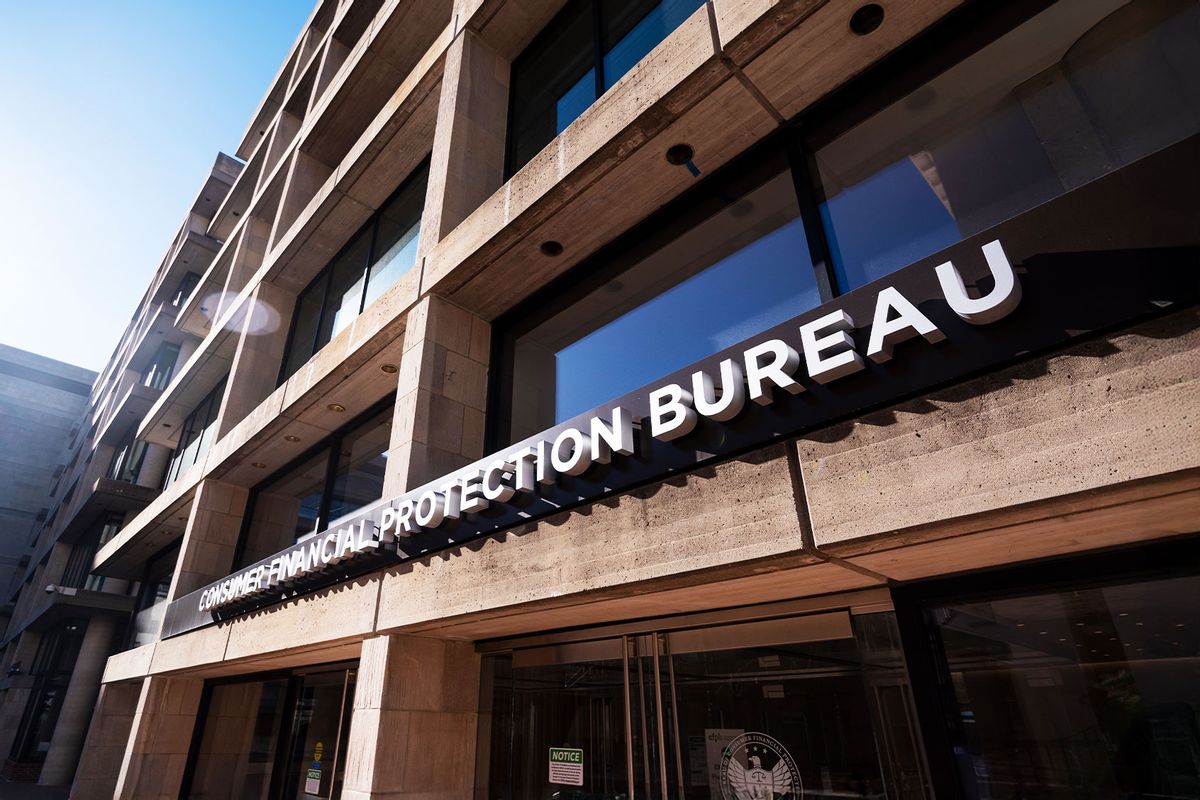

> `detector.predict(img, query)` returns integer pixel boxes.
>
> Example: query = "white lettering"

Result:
[866,286,945,363]
[936,239,1022,324]
[743,340,802,404]
[649,383,697,441]
[800,310,864,383]
[482,459,516,502]
[590,407,636,462]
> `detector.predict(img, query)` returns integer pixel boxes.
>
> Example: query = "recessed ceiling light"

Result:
[379,364,398,374]
[251,462,267,469]
[849,3,884,36]
[539,240,563,257]
[665,143,694,165]
[284,434,301,442]
[327,403,346,413]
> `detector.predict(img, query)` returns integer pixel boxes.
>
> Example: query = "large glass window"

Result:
[164,377,227,488]
[9,620,86,765]
[813,0,1200,290]
[926,571,1200,800]
[498,0,1200,446]
[503,155,821,443]
[279,163,428,383]
[235,400,392,567]
[507,0,705,175]
[108,432,148,484]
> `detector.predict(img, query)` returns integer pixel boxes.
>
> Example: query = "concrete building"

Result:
[20,0,1200,797]
[0,345,96,781]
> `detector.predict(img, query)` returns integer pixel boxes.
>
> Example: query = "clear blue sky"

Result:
[0,1,313,372]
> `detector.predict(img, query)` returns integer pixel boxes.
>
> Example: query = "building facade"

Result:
[0,346,98,780]
[33,0,1200,798]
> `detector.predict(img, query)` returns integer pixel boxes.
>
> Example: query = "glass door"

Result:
[479,608,930,800]
[279,668,356,800]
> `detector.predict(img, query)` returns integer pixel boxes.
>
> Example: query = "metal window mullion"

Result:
[785,129,841,302]
[592,0,606,99]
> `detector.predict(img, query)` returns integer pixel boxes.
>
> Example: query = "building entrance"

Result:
[182,662,356,800]
[479,598,930,800]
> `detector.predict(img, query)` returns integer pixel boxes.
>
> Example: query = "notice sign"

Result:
[549,747,584,786]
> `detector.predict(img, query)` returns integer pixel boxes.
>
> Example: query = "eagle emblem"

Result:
[719,732,802,800]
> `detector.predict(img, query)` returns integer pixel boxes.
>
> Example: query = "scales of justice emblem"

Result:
[719,732,802,800]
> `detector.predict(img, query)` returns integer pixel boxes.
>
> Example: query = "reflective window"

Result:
[279,163,428,383]
[505,162,821,442]
[143,342,181,390]
[129,542,180,649]
[236,401,392,568]
[814,0,1200,290]
[929,573,1200,800]
[507,0,705,175]
[183,666,357,800]
[164,377,227,488]
[108,433,148,484]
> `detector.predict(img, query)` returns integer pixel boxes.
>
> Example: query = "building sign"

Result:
[160,236,1197,638]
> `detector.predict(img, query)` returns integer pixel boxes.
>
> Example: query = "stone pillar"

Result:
[167,478,250,601]
[383,295,490,496]
[215,280,296,440]
[0,633,40,758]
[111,675,203,800]
[39,615,117,786]
[342,634,481,799]
[135,442,171,489]
[68,681,143,800]
[418,29,510,258]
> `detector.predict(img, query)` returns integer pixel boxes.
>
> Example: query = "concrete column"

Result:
[383,295,490,496]
[167,478,250,601]
[111,675,203,800]
[417,29,510,258]
[38,615,117,786]
[214,281,296,439]
[342,634,481,799]
[135,442,171,488]
[0,633,40,758]
[68,681,142,800]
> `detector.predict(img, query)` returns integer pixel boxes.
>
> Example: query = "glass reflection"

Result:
[931,573,1200,799]
[815,0,1200,290]
[509,168,819,442]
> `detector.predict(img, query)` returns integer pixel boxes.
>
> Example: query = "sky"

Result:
[0,1,313,372]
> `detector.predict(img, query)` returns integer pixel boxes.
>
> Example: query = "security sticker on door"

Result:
[549,747,584,786]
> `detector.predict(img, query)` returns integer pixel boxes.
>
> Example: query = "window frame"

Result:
[277,159,431,387]
[504,0,708,179]
[163,377,228,488]
[488,0,1060,449]
[230,394,396,570]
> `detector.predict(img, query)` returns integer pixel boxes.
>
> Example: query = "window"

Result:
[499,148,822,443]
[279,163,429,383]
[507,0,705,176]
[171,271,201,308]
[163,378,227,488]
[496,0,1200,445]
[811,0,1200,291]
[10,621,86,764]
[234,400,392,567]
[918,567,1200,800]
[128,542,180,649]
[108,433,148,484]
[143,342,181,390]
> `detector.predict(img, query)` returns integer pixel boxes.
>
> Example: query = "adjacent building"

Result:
[16,0,1200,798]
[0,345,96,780]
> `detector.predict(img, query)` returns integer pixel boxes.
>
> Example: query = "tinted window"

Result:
[814,0,1200,290]
[236,400,392,567]
[507,164,821,442]
[279,163,428,384]
[507,0,705,175]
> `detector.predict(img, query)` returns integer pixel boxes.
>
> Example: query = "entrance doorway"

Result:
[182,663,356,800]
[478,598,930,799]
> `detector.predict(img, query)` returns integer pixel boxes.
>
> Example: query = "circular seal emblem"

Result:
[719,732,802,800]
